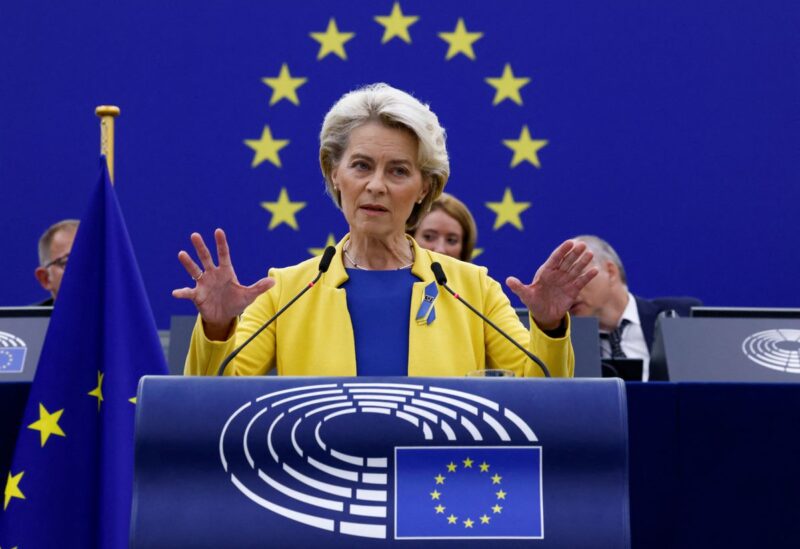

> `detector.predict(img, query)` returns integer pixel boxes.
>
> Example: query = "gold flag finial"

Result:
[95,105,121,183]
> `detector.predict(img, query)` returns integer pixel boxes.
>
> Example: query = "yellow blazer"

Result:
[185,236,574,378]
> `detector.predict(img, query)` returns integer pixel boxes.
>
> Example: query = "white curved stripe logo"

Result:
[742,329,800,373]
[0,331,26,348]
[219,382,538,540]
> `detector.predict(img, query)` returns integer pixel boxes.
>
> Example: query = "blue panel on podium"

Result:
[132,377,629,548]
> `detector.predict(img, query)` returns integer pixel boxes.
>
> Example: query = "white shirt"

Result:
[599,291,651,381]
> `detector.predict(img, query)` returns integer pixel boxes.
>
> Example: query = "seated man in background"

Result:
[568,235,701,381]
[34,219,79,306]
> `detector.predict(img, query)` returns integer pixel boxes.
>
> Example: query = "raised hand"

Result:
[172,229,274,338]
[506,240,598,330]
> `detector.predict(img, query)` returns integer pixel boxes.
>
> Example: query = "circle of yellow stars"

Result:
[245,2,546,243]
[429,455,507,529]
[0,349,14,370]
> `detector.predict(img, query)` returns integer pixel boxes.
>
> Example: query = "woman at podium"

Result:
[173,84,597,378]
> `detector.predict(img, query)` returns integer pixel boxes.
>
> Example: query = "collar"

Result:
[620,291,641,327]
[326,234,434,288]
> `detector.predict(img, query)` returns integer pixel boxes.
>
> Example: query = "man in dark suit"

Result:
[568,235,701,381]
[34,219,79,306]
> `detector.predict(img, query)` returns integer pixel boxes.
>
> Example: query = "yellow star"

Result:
[496,489,507,500]
[447,514,458,524]
[374,2,419,44]
[434,504,445,514]
[244,126,289,168]
[434,474,445,485]
[261,188,306,230]
[480,514,491,524]
[129,396,137,405]
[503,125,549,168]
[471,248,484,260]
[491,473,502,484]
[446,461,457,473]
[88,371,104,410]
[486,188,531,230]
[430,489,441,500]
[4,471,25,510]
[463,518,474,528]
[438,18,483,60]
[308,233,338,257]
[27,403,66,447]
[479,462,490,472]
[310,18,355,60]
[262,63,308,106]
[463,457,473,468]
[485,63,531,105]
[492,504,503,514]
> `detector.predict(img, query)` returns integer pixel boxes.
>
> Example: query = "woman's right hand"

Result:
[172,228,275,339]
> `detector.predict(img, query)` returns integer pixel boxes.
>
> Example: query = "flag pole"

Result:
[95,105,121,184]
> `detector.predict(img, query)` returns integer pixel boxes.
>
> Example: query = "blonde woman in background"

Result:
[411,192,476,262]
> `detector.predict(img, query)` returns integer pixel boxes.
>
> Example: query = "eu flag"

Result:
[0,158,169,548]
[395,446,543,539]
[0,344,26,374]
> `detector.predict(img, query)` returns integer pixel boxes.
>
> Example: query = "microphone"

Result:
[430,262,551,378]
[216,246,336,376]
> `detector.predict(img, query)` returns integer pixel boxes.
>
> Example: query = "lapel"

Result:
[321,236,351,289]
[409,240,455,375]
[635,296,658,351]
[409,237,436,284]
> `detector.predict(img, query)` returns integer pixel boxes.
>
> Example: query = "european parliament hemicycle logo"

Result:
[219,382,544,541]
[742,329,800,374]
[0,331,27,373]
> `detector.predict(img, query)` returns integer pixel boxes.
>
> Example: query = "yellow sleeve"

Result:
[183,269,282,376]
[481,272,574,378]
[528,313,574,378]
[183,315,238,376]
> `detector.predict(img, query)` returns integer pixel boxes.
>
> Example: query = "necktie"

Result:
[603,319,630,358]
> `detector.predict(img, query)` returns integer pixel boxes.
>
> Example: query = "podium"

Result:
[132,377,630,548]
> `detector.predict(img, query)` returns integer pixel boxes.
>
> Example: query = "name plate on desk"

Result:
[653,318,800,382]
[132,377,629,548]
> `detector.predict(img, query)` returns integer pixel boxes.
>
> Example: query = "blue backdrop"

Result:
[1,0,797,328]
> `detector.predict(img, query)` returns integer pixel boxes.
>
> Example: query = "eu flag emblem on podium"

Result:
[395,446,543,539]
[0,333,27,374]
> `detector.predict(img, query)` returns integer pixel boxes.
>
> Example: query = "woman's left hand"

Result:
[506,240,598,331]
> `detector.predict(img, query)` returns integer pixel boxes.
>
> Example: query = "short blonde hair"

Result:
[319,83,449,229]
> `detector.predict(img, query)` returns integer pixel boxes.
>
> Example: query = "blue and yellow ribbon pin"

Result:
[416,281,439,325]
